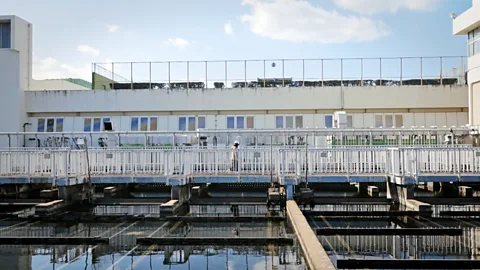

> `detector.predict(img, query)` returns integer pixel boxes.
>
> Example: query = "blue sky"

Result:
[1,0,473,82]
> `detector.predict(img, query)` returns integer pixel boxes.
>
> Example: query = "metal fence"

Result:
[2,147,480,181]
[92,56,467,90]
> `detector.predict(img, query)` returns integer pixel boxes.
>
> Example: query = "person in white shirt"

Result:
[231,141,239,171]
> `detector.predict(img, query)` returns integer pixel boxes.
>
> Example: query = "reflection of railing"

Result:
[92,56,467,90]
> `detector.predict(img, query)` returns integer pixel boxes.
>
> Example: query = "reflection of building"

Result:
[454,0,480,124]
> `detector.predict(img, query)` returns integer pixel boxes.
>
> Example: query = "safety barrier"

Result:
[1,147,480,180]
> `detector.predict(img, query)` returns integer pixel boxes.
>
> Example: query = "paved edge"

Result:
[286,201,336,270]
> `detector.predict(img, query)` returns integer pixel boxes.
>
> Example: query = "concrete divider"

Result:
[286,200,335,270]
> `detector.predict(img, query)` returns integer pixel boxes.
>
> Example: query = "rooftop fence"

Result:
[92,56,467,90]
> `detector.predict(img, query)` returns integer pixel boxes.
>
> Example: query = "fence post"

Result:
[244,60,247,88]
[379,58,382,86]
[282,60,285,87]
[340,58,343,87]
[27,151,31,180]
[400,58,403,86]
[361,58,363,86]
[149,62,152,89]
[130,62,133,90]
[321,59,324,87]
[302,59,305,87]
[440,57,443,85]
[168,62,171,85]
[420,57,423,86]
[187,61,190,89]
[263,60,266,87]
[205,61,208,89]
[225,61,228,88]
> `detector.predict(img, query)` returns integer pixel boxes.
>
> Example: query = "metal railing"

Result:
[92,56,467,90]
[2,147,480,181]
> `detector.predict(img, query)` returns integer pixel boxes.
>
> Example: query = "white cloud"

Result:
[33,57,91,80]
[163,38,190,50]
[107,24,120,32]
[240,0,389,44]
[224,22,234,35]
[333,0,440,15]
[77,45,100,56]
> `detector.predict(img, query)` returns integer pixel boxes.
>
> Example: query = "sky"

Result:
[0,0,473,82]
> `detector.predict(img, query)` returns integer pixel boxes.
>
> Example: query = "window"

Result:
[227,116,235,129]
[178,117,186,131]
[375,115,383,128]
[395,114,404,127]
[347,115,353,128]
[295,116,303,128]
[286,116,294,128]
[468,27,480,57]
[198,116,206,129]
[93,118,101,131]
[325,115,333,128]
[139,117,148,131]
[37,119,45,132]
[84,118,92,132]
[246,116,254,129]
[150,117,158,131]
[46,118,55,132]
[0,22,11,49]
[187,117,195,131]
[237,116,245,129]
[385,115,393,127]
[276,116,284,129]
[131,117,139,131]
[55,118,64,132]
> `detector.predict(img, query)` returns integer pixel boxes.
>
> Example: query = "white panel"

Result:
[205,115,216,129]
[352,114,363,128]
[446,113,458,127]
[457,112,468,126]
[120,116,131,131]
[216,115,226,129]
[434,113,447,128]
[413,113,425,127]
[167,115,178,131]
[62,116,74,132]
[403,113,414,128]
[303,114,314,129]
[265,114,274,129]
[316,114,325,128]
[155,116,167,131]
[109,116,122,131]
[254,115,265,129]
[363,113,374,128]
[425,113,436,127]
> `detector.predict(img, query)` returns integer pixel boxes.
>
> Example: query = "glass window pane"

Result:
[295,116,303,128]
[286,116,294,128]
[237,116,244,129]
[46,118,55,132]
[55,118,63,132]
[93,118,101,131]
[246,116,254,129]
[1,23,11,49]
[395,115,404,127]
[324,115,333,128]
[37,119,45,132]
[276,116,284,128]
[188,117,196,131]
[347,115,353,128]
[198,116,206,129]
[150,117,158,131]
[375,115,383,127]
[130,117,139,131]
[385,115,393,127]
[227,116,235,129]
[140,117,148,131]
[178,117,186,131]
[84,118,91,132]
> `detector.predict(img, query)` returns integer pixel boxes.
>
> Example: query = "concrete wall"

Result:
[25,85,467,113]
[30,79,90,91]
[453,0,480,35]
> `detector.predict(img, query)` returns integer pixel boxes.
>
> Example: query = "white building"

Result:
[0,14,473,147]
[454,0,480,125]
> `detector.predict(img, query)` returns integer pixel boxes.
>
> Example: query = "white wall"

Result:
[25,85,468,114]
[30,79,90,91]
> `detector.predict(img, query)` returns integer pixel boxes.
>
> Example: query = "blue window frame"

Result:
[37,119,45,132]
[46,118,55,132]
[130,117,139,131]
[276,116,284,129]
[84,118,91,132]
[325,115,333,128]
[188,117,196,131]
[93,118,101,131]
[236,116,244,129]
[0,23,11,49]
[55,118,64,132]
[178,117,186,131]
[140,117,149,131]
[198,116,206,129]
[227,116,235,129]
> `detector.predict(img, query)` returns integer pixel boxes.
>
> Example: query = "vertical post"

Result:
[244,60,247,88]
[149,62,152,89]
[111,62,114,82]
[168,62,171,85]
[440,57,443,85]
[379,58,382,86]
[225,61,227,88]
[420,57,423,86]
[361,58,363,86]
[340,59,343,87]
[130,62,133,90]
[205,61,208,89]
[400,58,403,86]
[282,59,285,87]
[302,59,305,87]
[321,59,324,87]
[187,61,190,89]
[263,60,266,88]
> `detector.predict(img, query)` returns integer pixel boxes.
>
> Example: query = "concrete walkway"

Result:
[286,201,336,270]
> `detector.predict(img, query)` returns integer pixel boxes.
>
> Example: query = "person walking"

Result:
[231,141,239,171]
